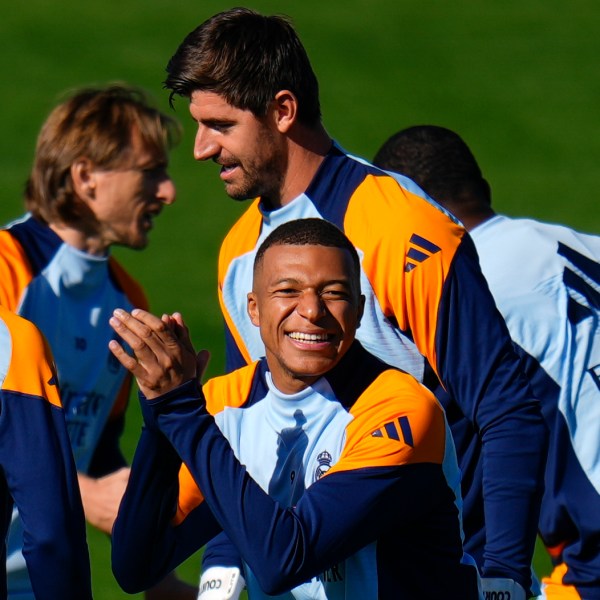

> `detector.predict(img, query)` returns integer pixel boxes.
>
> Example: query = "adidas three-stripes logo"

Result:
[405,234,441,272]
[372,416,414,447]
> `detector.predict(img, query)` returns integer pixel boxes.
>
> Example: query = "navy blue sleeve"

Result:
[437,234,548,589]
[111,417,221,593]
[202,530,244,572]
[143,382,476,597]
[0,392,92,599]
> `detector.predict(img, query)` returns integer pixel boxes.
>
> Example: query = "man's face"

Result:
[189,90,287,205]
[248,243,364,394]
[90,134,176,251]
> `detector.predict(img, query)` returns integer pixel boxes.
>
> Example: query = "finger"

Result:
[109,312,157,363]
[108,339,142,376]
[130,308,177,345]
[112,309,182,365]
[170,312,196,352]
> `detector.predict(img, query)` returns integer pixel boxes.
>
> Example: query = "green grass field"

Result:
[2,0,600,596]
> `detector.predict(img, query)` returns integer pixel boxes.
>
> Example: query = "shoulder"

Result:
[339,367,447,470]
[0,306,61,407]
[220,201,262,256]
[472,215,600,292]
[0,305,45,354]
[340,164,466,269]
[203,360,263,415]
[218,200,262,283]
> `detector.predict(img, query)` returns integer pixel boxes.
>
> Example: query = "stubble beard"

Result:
[226,135,287,207]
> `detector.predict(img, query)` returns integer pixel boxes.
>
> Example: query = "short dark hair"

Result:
[164,7,321,127]
[254,218,361,292]
[25,84,180,226]
[373,125,491,208]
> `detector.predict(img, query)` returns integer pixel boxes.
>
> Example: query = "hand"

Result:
[78,467,130,534]
[109,308,210,399]
[198,567,245,600]
[481,577,526,600]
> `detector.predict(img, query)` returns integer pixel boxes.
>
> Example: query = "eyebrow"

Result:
[270,277,352,287]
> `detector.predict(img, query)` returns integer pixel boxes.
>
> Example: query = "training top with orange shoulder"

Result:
[0,213,147,473]
[112,341,481,599]
[215,143,547,592]
[0,213,147,596]
[0,305,92,599]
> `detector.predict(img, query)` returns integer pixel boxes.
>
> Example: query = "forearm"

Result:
[479,400,547,585]
[111,424,216,593]
[437,240,548,590]
[4,399,92,599]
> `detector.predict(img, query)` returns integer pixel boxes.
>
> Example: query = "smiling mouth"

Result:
[287,332,333,343]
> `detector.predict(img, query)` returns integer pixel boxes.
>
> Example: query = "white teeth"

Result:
[288,332,329,342]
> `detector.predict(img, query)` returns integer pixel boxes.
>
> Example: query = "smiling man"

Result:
[0,84,196,599]
[163,9,546,599]
[108,218,481,600]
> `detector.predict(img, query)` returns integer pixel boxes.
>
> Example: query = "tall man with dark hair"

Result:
[0,84,196,598]
[109,217,482,600]
[373,124,600,600]
[163,9,547,599]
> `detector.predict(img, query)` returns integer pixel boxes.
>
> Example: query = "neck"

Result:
[275,124,332,208]
[49,222,109,256]
[461,208,496,232]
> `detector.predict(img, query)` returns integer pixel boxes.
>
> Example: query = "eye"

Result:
[141,165,168,179]
[212,123,231,133]
[321,288,351,301]
[202,120,233,134]
[273,286,301,297]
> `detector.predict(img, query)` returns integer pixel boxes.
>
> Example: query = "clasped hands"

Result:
[109,308,209,399]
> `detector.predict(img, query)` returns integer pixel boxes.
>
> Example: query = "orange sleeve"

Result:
[0,231,34,311]
[327,369,446,476]
[343,175,464,376]
[1,306,62,408]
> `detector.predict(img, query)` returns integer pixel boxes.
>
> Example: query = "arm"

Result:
[1,397,93,599]
[111,411,221,593]
[107,310,477,597]
[145,382,439,595]
[348,187,547,593]
[0,312,92,599]
[434,236,547,589]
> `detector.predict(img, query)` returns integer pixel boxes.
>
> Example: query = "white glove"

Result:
[197,566,246,600]
[481,577,527,600]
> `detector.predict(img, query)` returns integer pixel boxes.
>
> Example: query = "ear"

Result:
[70,158,97,201]
[357,294,366,327]
[272,90,298,133]
[247,292,260,327]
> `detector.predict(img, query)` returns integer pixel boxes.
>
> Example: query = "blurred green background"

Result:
[2,0,599,597]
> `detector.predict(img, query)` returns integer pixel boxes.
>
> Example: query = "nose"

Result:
[297,291,326,322]
[193,125,220,162]
[158,176,176,205]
